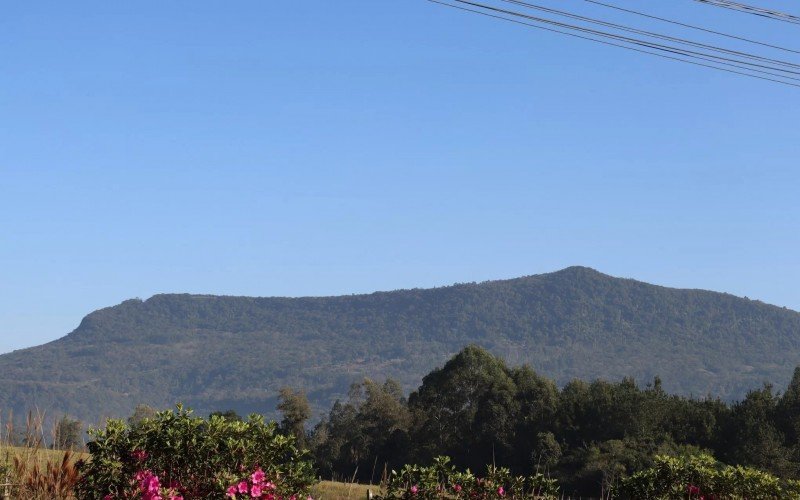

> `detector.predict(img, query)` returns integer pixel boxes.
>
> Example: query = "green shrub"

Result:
[616,453,800,499]
[75,405,316,499]
[378,456,559,499]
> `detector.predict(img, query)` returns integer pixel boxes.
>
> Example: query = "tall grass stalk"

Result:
[0,410,80,499]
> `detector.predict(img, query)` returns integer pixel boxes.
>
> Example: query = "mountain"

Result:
[2,266,800,425]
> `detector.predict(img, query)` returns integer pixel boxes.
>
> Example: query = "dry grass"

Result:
[2,445,86,469]
[0,411,84,499]
[311,480,381,500]
[10,449,80,499]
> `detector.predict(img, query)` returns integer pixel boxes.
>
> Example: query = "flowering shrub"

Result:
[616,453,800,499]
[224,467,313,500]
[76,405,316,499]
[131,470,183,500]
[378,456,559,499]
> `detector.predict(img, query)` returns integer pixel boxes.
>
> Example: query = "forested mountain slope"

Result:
[1,266,799,424]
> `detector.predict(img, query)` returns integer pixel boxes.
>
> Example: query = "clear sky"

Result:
[1,0,798,354]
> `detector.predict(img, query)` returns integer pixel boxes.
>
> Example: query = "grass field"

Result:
[0,445,85,468]
[1,444,83,499]
[311,480,380,500]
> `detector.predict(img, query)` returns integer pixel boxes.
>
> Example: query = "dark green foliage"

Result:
[717,384,797,478]
[617,454,800,499]
[311,346,800,496]
[409,346,519,471]
[277,387,311,447]
[75,405,316,499]
[128,404,159,428]
[777,368,800,444]
[2,266,800,426]
[209,409,242,422]
[378,456,560,499]
[53,415,83,450]
[312,378,411,482]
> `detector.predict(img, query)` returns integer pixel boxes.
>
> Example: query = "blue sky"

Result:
[1,0,798,354]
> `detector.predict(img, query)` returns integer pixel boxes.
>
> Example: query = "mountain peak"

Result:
[548,266,605,278]
[2,270,800,424]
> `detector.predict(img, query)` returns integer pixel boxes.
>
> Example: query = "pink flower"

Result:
[688,485,701,496]
[145,476,161,493]
[132,449,148,462]
[103,495,114,500]
[497,486,505,497]
[454,484,462,492]
[250,484,263,497]
[410,485,419,495]
[136,471,161,498]
[226,485,238,497]
[252,468,266,485]
[265,481,276,491]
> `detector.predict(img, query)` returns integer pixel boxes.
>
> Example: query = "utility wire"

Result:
[497,0,800,70]
[427,0,800,88]
[450,0,800,81]
[693,0,800,25]
[584,0,800,55]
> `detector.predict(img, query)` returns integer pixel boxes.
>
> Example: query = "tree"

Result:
[719,384,793,476]
[309,378,411,482]
[53,415,83,450]
[511,365,560,471]
[277,387,311,448]
[209,409,242,422]
[532,431,562,471]
[128,404,158,428]
[408,345,519,471]
[777,367,800,444]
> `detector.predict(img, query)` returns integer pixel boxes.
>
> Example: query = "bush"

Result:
[378,456,559,499]
[616,453,800,499]
[76,405,316,499]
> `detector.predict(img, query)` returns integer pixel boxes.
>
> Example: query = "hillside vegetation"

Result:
[311,346,800,496]
[1,266,799,423]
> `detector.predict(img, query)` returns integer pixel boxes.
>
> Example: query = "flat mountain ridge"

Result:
[2,266,799,424]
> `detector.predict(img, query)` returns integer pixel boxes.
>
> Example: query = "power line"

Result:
[496,0,800,70]
[450,0,800,81]
[584,0,800,55]
[427,0,800,88]
[693,0,800,25]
